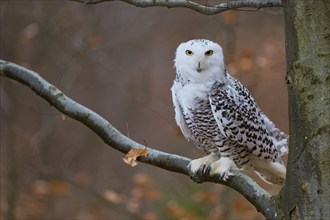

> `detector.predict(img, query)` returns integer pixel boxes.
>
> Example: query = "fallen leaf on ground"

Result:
[123,148,150,167]
[103,190,124,203]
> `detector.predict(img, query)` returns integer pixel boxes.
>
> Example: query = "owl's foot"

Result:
[206,157,237,181]
[188,153,220,174]
[188,154,237,182]
[188,153,220,183]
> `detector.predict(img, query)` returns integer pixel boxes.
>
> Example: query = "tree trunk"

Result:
[281,0,330,219]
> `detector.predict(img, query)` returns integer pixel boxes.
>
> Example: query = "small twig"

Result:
[126,123,130,138]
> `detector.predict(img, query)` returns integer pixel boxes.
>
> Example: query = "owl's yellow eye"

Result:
[205,50,213,56]
[185,50,193,56]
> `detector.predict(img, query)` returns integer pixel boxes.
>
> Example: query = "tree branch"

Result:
[72,0,282,15]
[0,60,278,219]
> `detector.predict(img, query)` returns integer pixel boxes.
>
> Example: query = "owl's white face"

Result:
[174,39,225,83]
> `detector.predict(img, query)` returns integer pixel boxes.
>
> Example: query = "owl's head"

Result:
[174,39,226,83]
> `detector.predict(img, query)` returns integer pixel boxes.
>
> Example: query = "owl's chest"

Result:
[176,83,212,113]
[176,83,218,141]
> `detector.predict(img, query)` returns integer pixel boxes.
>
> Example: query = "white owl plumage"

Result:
[171,39,288,185]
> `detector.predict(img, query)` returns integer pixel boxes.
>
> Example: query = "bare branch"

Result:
[71,0,282,15]
[0,60,279,218]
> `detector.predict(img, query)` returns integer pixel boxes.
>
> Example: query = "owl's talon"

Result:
[219,173,225,180]
[201,164,209,175]
[204,165,212,175]
[220,172,231,181]
[188,170,204,183]
[201,164,206,173]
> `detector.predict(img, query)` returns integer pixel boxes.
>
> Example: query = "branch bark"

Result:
[1,59,279,219]
[72,0,282,15]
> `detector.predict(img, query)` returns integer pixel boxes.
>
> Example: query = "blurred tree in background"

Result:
[1,0,328,219]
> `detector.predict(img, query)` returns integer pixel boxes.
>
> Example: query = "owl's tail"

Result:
[250,155,287,185]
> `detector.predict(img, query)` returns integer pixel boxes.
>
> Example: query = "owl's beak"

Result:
[197,61,202,72]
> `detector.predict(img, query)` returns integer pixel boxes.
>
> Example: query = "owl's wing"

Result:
[208,79,285,159]
[228,75,288,155]
[171,85,194,141]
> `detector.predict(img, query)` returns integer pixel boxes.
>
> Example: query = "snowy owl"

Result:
[171,39,288,185]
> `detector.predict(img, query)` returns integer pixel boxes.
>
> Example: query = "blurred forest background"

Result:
[1,1,288,219]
